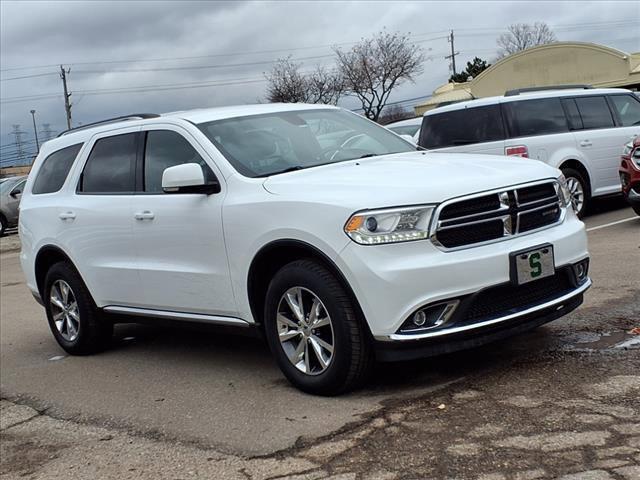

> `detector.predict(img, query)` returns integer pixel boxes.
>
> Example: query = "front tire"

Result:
[0,215,6,236]
[44,262,113,355]
[562,167,590,219]
[264,259,373,395]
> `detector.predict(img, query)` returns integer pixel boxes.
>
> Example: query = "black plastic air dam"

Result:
[374,294,583,362]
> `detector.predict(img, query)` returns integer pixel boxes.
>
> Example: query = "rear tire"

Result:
[264,259,374,395]
[43,262,113,355]
[0,215,6,236]
[633,205,640,217]
[561,167,590,219]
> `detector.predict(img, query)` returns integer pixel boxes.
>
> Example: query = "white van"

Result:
[419,87,640,217]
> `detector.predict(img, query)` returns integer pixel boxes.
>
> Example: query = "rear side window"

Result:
[144,130,216,193]
[79,133,137,193]
[503,98,568,137]
[561,98,583,130]
[609,95,640,127]
[419,105,504,149]
[574,96,615,129]
[32,143,82,194]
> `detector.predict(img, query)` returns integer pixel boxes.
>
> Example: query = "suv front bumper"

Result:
[374,276,589,361]
[336,212,589,348]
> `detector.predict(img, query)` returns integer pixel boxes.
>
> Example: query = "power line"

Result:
[0,33,450,74]
[2,19,634,74]
[0,72,60,82]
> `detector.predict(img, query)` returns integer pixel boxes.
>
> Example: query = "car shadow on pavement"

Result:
[106,319,558,395]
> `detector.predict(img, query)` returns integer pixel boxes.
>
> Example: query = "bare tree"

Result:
[334,31,424,122]
[496,22,557,58]
[378,104,413,125]
[265,57,308,103]
[265,57,343,104]
[306,65,344,105]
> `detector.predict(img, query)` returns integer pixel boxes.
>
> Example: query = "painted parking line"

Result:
[586,217,638,232]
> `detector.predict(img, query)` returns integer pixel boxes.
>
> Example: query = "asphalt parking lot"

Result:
[1,200,639,480]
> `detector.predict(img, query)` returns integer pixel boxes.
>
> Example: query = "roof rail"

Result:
[504,85,593,97]
[57,113,160,137]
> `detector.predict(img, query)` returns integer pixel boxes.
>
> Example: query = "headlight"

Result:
[344,205,434,245]
[557,174,572,208]
[623,142,634,156]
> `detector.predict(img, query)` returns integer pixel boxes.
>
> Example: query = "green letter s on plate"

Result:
[529,252,542,278]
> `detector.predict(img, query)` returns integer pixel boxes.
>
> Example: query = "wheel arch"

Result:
[34,245,85,299]
[559,159,592,195]
[247,239,371,337]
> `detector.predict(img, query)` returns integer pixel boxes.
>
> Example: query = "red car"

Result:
[620,137,640,216]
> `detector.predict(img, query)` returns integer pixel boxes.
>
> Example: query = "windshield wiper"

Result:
[359,153,377,159]
[260,165,306,177]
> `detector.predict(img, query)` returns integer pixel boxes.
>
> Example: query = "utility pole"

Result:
[445,30,460,76]
[60,65,72,129]
[10,125,27,165]
[30,110,40,153]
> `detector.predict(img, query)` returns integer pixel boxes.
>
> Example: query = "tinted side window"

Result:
[144,130,216,193]
[32,143,83,194]
[80,133,137,193]
[609,95,640,127]
[574,96,615,129]
[420,105,504,149]
[503,98,568,137]
[561,98,583,130]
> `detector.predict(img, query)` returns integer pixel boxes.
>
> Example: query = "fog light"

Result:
[413,310,427,326]
[573,258,589,284]
[398,300,460,333]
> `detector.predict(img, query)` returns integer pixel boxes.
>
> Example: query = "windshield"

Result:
[0,178,20,194]
[197,108,415,177]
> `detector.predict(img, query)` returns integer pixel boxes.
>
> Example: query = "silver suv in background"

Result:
[0,175,27,235]
[418,87,640,217]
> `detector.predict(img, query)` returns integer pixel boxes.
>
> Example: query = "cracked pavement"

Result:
[1,202,639,479]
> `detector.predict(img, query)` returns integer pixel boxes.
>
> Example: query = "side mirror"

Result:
[162,163,220,194]
[10,188,22,198]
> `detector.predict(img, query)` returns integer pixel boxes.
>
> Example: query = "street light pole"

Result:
[30,109,40,154]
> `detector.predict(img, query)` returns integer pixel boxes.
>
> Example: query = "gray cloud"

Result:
[1,0,639,161]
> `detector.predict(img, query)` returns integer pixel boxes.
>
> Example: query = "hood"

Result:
[262,152,559,209]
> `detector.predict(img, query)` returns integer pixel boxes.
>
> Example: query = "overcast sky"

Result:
[1,0,639,163]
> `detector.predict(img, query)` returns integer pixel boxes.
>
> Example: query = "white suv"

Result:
[19,104,591,395]
[419,87,640,217]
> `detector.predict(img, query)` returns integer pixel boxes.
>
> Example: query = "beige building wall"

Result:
[415,42,640,116]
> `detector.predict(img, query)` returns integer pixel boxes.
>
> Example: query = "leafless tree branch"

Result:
[334,31,424,122]
[496,22,557,58]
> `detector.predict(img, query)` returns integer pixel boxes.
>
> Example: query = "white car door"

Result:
[131,126,236,317]
[571,95,626,196]
[63,128,141,307]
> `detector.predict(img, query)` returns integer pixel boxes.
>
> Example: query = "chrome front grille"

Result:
[432,180,564,250]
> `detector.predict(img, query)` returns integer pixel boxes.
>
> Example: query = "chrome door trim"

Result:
[103,306,250,327]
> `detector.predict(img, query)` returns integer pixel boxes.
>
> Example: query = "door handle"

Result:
[134,211,155,220]
[58,211,76,221]
[579,140,592,147]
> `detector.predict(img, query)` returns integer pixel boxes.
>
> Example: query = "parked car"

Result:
[620,136,640,215]
[19,105,590,395]
[418,87,640,218]
[0,175,27,235]
[385,117,423,142]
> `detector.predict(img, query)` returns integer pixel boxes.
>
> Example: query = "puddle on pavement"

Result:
[561,330,640,352]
